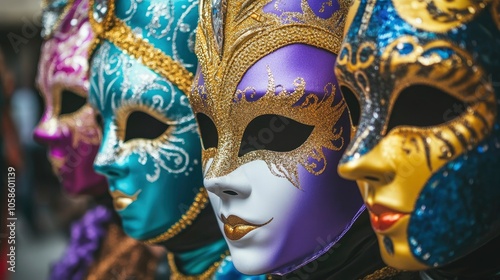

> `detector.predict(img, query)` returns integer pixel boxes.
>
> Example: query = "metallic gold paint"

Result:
[192,0,349,188]
[336,0,500,270]
[191,67,346,188]
[392,0,491,33]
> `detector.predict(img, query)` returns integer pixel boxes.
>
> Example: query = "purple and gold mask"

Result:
[336,0,500,270]
[33,0,107,196]
[190,0,364,275]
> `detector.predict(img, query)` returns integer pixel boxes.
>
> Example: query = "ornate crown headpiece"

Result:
[191,0,351,187]
[195,0,349,101]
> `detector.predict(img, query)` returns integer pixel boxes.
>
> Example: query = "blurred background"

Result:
[1,1,92,279]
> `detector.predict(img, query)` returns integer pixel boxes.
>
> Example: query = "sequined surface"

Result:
[33,0,108,196]
[40,0,73,38]
[336,0,500,270]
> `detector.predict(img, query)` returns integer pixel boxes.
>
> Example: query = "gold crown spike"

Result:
[195,0,349,106]
[192,0,350,185]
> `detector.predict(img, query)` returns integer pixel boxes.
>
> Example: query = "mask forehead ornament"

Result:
[336,0,500,270]
[192,0,349,188]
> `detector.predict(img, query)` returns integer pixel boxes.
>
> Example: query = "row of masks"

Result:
[33,0,500,278]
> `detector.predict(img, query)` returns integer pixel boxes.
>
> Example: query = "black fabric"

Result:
[160,202,223,253]
[424,234,500,280]
[270,211,418,280]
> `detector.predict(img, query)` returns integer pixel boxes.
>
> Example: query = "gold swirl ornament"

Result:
[392,0,491,33]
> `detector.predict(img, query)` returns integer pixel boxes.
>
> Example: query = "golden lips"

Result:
[221,214,273,241]
[110,189,141,211]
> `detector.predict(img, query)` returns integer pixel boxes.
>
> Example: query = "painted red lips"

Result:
[368,204,408,232]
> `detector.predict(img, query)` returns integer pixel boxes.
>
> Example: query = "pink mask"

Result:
[33,0,107,195]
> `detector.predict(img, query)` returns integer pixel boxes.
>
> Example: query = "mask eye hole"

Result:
[95,112,104,132]
[124,111,170,142]
[387,85,467,133]
[340,86,360,127]
[238,114,314,157]
[60,89,87,116]
[196,113,218,150]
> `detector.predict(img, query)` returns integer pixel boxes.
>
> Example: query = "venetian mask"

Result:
[87,0,205,242]
[33,0,108,196]
[336,0,500,270]
[190,0,365,275]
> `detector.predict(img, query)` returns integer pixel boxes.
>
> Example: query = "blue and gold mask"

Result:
[336,0,500,270]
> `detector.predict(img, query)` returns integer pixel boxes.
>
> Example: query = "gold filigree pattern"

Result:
[39,85,101,150]
[195,0,349,99]
[380,37,495,108]
[336,36,497,163]
[392,0,491,33]
[379,37,496,170]
[336,41,376,73]
[361,266,401,280]
[191,67,346,188]
[114,103,175,143]
[88,0,194,95]
[144,188,209,244]
[192,0,350,188]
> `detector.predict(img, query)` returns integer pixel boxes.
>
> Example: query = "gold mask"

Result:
[336,0,500,270]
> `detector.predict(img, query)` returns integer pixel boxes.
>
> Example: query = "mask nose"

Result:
[338,147,396,186]
[93,133,128,180]
[204,171,252,200]
[33,119,66,146]
[93,158,129,180]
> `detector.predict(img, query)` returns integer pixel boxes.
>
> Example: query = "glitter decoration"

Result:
[40,0,73,38]
[211,0,226,57]
[409,124,500,266]
[88,0,209,244]
[34,0,108,195]
[192,0,350,187]
[93,0,108,23]
[336,0,500,269]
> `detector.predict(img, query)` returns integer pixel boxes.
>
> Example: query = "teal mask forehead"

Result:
[114,0,199,73]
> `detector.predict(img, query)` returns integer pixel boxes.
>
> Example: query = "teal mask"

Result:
[88,0,203,241]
